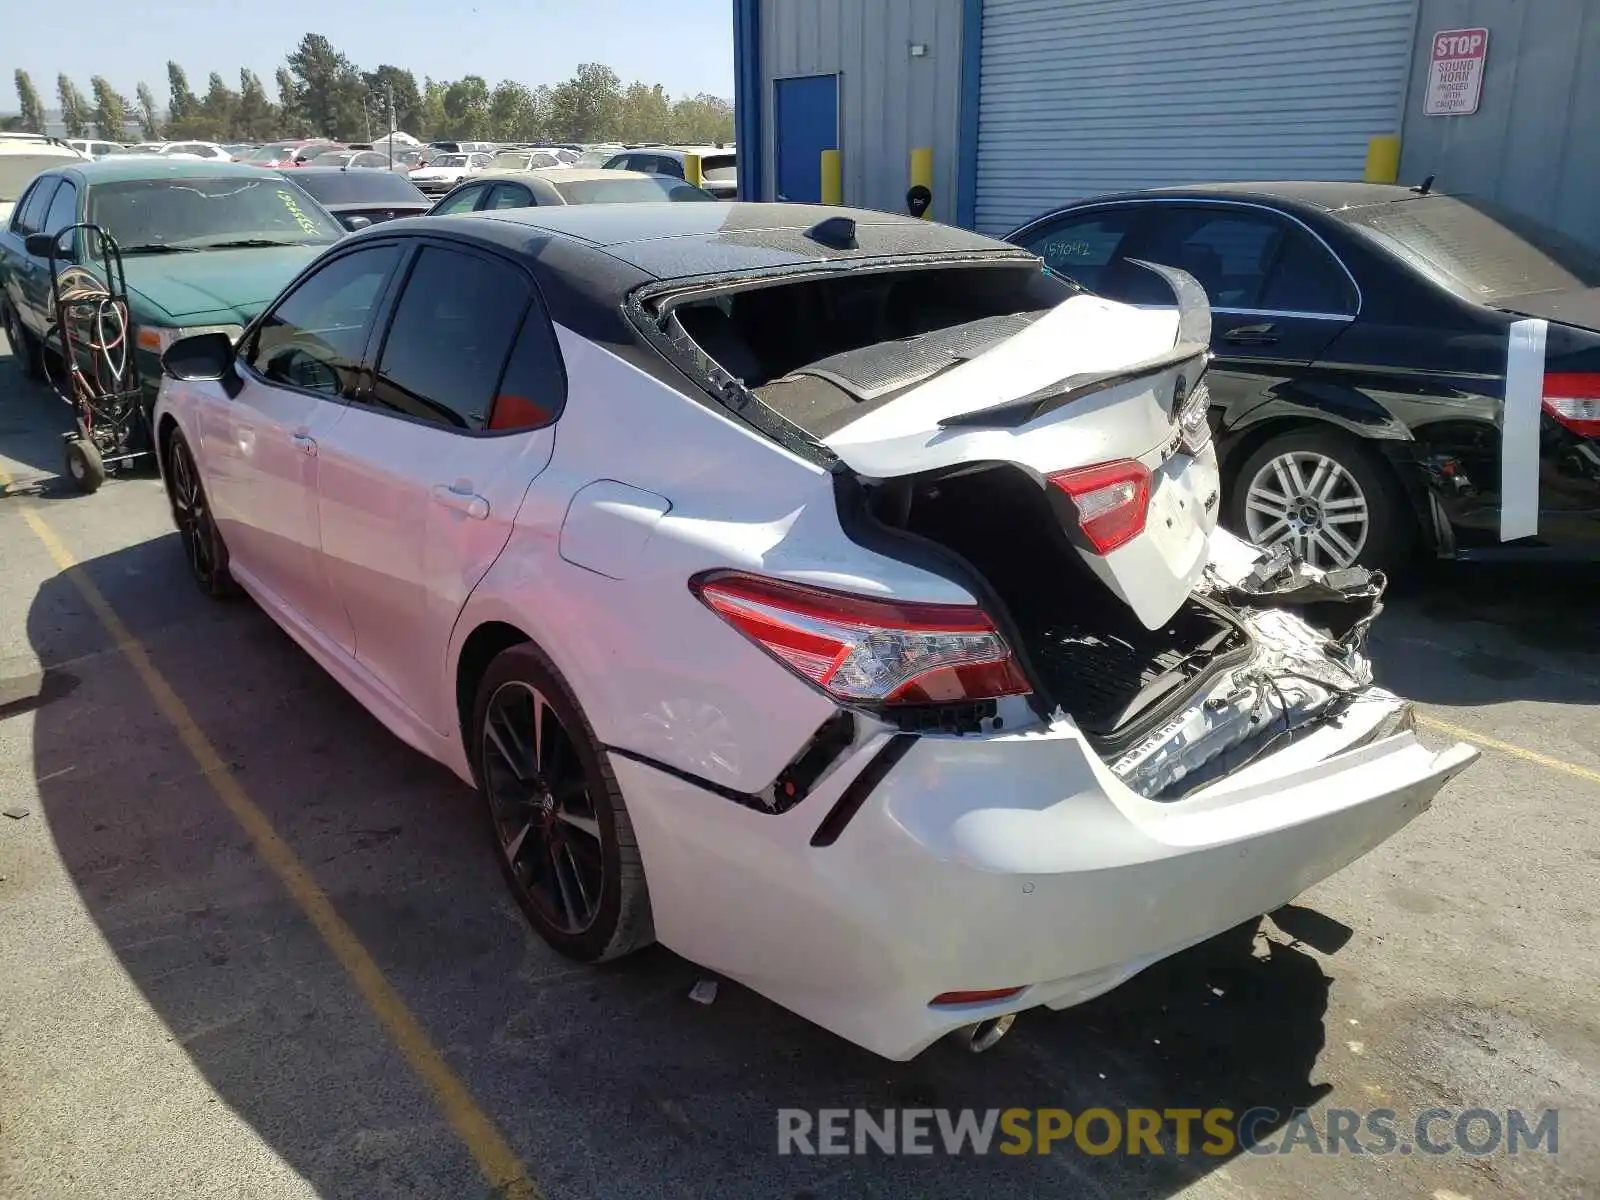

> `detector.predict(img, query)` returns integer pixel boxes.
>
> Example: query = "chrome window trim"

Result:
[1009,196,1364,318]
[1213,306,1355,322]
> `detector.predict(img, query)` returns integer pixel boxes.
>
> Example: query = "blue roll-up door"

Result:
[974,0,1417,235]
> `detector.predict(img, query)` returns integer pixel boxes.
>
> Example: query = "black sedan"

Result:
[1008,183,1600,571]
[278,166,431,232]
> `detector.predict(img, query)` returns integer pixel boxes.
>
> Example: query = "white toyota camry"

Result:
[152,203,1477,1060]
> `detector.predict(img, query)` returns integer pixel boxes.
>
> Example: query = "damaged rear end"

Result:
[624,240,1476,1057]
[636,249,1429,795]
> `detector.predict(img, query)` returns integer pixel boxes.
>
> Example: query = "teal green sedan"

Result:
[0,157,344,409]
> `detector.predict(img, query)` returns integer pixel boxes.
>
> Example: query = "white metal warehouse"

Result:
[732,0,1600,249]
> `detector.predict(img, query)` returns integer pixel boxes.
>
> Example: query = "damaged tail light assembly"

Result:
[690,572,1031,705]
[1047,460,1152,554]
[1544,372,1600,438]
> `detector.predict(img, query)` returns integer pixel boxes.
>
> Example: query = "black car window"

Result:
[246,244,400,397]
[1126,207,1284,308]
[1013,210,1141,292]
[431,184,486,215]
[486,301,567,431]
[1261,229,1356,315]
[484,183,534,210]
[15,178,59,237]
[367,246,532,430]
[655,157,685,180]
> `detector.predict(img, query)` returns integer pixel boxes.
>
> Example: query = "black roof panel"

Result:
[1144,180,1422,210]
[460,202,1017,276]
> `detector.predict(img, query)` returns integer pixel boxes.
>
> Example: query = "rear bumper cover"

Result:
[616,683,1475,1060]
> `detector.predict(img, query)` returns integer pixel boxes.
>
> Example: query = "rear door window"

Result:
[1127,207,1284,308]
[1260,229,1356,315]
[365,245,534,430]
[484,183,534,210]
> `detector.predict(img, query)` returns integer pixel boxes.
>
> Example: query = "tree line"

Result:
[7,33,735,146]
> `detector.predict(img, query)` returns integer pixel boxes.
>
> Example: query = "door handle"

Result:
[291,431,318,456]
[1223,322,1280,346]
[432,483,490,520]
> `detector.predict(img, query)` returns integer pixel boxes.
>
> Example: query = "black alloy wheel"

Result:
[165,433,236,597]
[472,644,652,962]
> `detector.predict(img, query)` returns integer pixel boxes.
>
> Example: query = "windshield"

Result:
[247,145,299,162]
[0,156,76,202]
[87,176,345,251]
[1339,194,1600,301]
[553,176,716,204]
[431,155,470,168]
[575,150,614,167]
[310,152,358,166]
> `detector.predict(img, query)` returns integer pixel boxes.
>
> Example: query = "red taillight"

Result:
[1047,460,1152,554]
[690,572,1030,705]
[1544,372,1600,437]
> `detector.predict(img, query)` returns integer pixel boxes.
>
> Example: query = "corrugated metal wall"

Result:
[758,0,965,220]
[973,0,1418,235]
[1400,0,1600,249]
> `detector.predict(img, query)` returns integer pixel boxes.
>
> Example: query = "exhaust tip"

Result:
[962,1013,1016,1053]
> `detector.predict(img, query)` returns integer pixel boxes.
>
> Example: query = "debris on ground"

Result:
[3,806,30,820]
[689,979,719,1005]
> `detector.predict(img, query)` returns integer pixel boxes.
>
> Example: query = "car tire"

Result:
[163,430,238,598]
[3,303,45,381]
[471,642,654,963]
[1227,427,1413,576]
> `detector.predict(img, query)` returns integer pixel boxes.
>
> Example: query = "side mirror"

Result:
[162,331,237,384]
[343,215,373,232]
[25,232,63,258]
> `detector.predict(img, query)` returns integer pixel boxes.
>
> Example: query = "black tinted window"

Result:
[1261,230,1355,314]
[1130,208,1282,307]
[487,309,567,431]
[368,247,531,429]
[1014,210,1139,292]
[247,245,399,395]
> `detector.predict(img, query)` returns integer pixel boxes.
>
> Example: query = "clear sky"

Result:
[3,0,735,111]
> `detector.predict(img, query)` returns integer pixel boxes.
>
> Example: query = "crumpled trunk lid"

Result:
[823,266,1220,630]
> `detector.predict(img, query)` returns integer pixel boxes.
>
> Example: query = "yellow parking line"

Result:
[1418,712,1600,786]
[7,489,541,1200]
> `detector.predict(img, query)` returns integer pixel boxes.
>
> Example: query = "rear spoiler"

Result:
[938,260,1212,430]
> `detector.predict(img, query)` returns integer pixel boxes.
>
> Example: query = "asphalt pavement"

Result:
[1,331,1597,1200]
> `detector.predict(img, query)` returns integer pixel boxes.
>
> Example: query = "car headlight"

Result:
[135,323,245,355]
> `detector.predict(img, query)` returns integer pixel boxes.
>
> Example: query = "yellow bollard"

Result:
[682,152,703,189]
[1364,135,1401,184]
[910,147,933,218]
[820,149,842,204]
